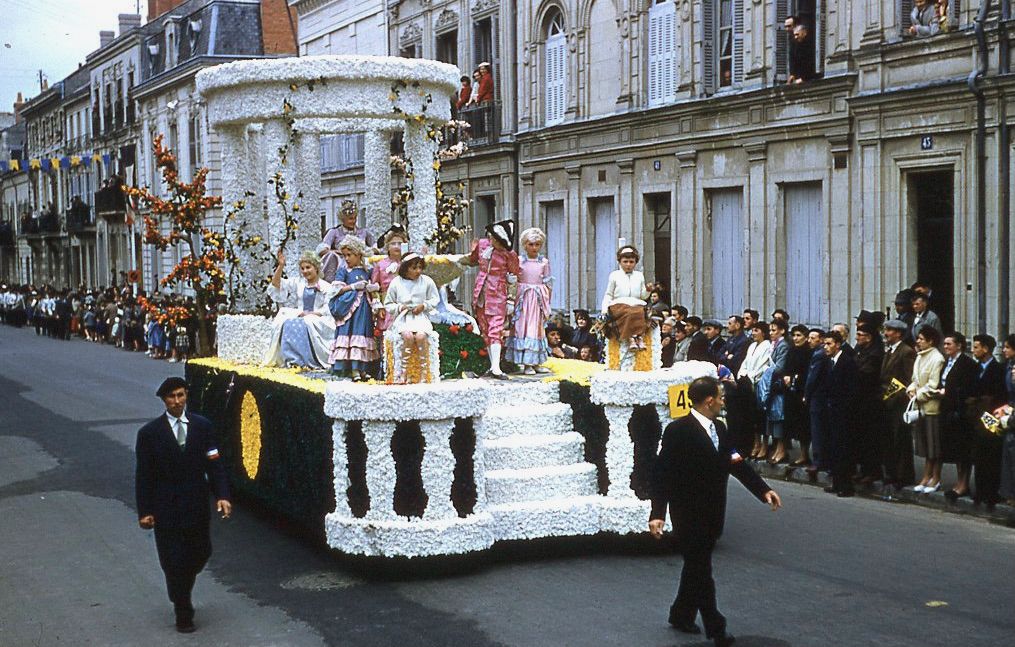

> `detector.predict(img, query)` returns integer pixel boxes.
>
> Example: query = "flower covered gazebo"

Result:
[196,55,459,310]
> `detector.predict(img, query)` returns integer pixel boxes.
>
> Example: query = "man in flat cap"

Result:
[136,377,231,633]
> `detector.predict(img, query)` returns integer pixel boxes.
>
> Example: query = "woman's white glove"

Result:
[351,280,368,291]
[365,282,380,292]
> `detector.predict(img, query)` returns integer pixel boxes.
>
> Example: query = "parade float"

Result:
[184,55,715,559]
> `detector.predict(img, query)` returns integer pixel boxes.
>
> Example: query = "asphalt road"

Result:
[2,325,1014,647]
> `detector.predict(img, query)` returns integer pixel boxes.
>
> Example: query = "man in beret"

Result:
[136,377,231,633]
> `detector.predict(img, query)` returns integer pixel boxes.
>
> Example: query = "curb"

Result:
[748,459,1015,528]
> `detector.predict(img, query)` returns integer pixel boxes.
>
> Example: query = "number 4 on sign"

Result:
[668,384,692,419]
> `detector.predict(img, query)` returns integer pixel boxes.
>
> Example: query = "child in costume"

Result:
[506,227,553,374]
[328,235,380,381]
[264,249,337,370]
[371,224,409,334]
[600,245,649,350]
[383,253,440,384]
[461,220,520,379]
[319,199,375,282]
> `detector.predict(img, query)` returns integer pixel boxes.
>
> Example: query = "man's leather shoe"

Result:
[176,619,196,633]
[837,490,855,498]
[823,486,838,494]
[713,634,736,647]
[668,620,701,634]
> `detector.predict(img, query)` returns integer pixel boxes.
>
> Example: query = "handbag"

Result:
[903,398,922,425]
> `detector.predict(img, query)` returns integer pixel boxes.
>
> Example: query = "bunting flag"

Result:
[101,153,112,165]
[59,156,71,169]
[92,152,102,163]
[29,159,41,170]
[0,161,7,173]
[70,155,81,167]
[50,157,61,170]
[10,159,19,172]
[40,159,51,171]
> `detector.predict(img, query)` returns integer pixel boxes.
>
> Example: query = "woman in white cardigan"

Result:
[738,322,774,460]
[907,326,946,492]
[263,250,338,370]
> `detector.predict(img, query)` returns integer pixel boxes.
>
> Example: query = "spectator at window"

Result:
[470,62,494,105]
[936,0,951,33]
[467,69,481,104]
[909,0,940,37]
[456,75,471,112]
[785,17,816,85]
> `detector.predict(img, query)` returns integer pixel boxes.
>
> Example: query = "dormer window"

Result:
[147,42,160,57]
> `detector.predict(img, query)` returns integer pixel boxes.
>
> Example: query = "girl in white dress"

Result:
[263,250,337,369]
[383,253,440,383]
[600,245,650,350]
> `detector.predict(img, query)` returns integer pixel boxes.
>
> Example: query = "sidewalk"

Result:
[749,458,1015,528]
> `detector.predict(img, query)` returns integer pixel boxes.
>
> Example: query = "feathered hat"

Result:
[378,224,409,248]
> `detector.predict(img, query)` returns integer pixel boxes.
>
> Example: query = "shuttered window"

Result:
[775,0,789,82]
[703,0,743,94]
[647,1,677,106]
[545,15,567,126]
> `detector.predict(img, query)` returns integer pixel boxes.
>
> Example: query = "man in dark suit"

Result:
[803,328,829,472]
[136,377,231,633]
[685,316,708,361]
[821,331,859,496]
[880,320,917,489]
[853,323,884,483]
[967,335,1008,505]
[649,377,782,647]
[702,319,727,366]
[722,315,749,375]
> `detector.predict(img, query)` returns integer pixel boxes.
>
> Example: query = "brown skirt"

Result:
[608,304,648,341]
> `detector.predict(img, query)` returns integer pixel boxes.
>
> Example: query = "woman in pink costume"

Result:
[506,227,553,374]
[461,220,520,379]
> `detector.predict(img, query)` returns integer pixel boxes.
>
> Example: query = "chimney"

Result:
[99,30,115,48]
[13,92,24,123]
[118,14,142,36]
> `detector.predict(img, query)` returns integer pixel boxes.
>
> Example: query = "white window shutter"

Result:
[545,33,566,126]
[774,0,789,83]
[648,1,676,106]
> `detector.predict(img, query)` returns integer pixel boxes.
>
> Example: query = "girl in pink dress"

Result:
[371,224,408,333]
[507,227,553,374]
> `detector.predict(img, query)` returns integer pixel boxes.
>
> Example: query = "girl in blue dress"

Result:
[329,235,380,380]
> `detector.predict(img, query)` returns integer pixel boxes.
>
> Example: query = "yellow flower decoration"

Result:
[540,357,606,386]
[239,390,262,479]
[188,358,327,394]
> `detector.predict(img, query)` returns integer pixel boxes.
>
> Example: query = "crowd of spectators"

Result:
[641,282,1015,508]
[1,282,195,362]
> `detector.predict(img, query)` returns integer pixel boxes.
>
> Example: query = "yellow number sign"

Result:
[668,383,692,419]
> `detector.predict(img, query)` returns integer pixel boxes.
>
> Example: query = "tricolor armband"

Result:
[206,448,221,460]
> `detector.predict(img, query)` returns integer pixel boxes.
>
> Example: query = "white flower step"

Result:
[480,402,574,439]
[483,381,560,408]
[484,462,598,505]
[484,432,586,471]
[486,495,657,541]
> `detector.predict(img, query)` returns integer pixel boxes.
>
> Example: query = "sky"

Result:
[0,0,144,113]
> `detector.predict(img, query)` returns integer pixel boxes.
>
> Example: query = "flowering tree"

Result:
[124,135,224,355]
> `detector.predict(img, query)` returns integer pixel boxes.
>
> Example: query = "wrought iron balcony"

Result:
[457,102,500,147]
[94,185,126,215]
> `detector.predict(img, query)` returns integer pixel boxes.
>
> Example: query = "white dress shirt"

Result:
[690,408,719,451]
[166,410,189,445]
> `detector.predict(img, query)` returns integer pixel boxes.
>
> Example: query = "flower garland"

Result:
[188,356,328,394]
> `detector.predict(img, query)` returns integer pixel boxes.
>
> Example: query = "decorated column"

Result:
[263,118,299,277]
[363,420,398,521]
[293,130,322,256]
[419,420,456,520]
[403,120,439,253]
[363,129,392,238]
[219,125,257,311]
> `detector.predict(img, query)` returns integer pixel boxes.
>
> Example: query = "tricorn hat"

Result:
[156,376,189,398]
[485,219,516,250]
[855,309,886,329]
[377,223,408,248]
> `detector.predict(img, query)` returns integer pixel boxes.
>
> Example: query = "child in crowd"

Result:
[329,235,380,381]
[83,305,97,342]
[460,220,521,379]
[600,245,649,350]
[506,227,553,374]
[383,253,440,384]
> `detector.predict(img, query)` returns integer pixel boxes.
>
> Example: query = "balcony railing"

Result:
[94,185,126,215]
[66,202,95,233]
[457,102,500,147]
